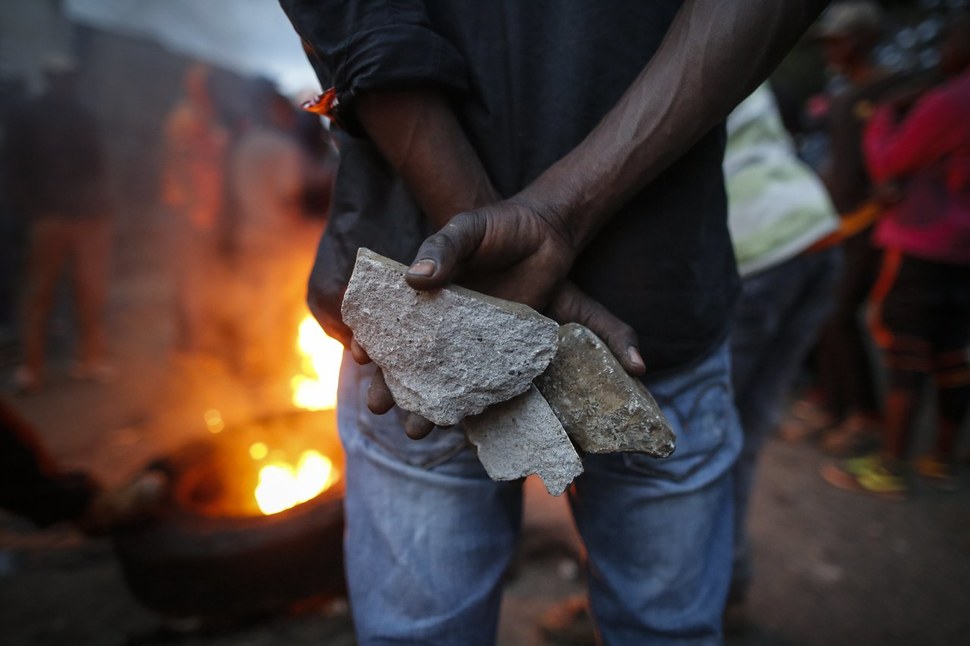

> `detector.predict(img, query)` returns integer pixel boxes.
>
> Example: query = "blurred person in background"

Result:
[4,55,115,394]
[162,63,229,357]
[226,82,328,382]
[782,1,899,457]
[823,13,970,496]
[723,83,841,630]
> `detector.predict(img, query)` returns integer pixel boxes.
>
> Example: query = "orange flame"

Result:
[248,314,345,515]
[254,448,340,515]
[290,315,344,410]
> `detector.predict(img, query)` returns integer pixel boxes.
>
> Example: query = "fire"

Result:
[254,448,339,515]
[248,314,344,516]
[290,314,344,410]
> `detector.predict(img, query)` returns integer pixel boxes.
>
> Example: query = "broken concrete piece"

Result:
[464,386,583,496]
[535,323,676,458]
[341,248,560,426]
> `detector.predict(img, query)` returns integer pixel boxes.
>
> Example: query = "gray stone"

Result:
[341,248,560,426]
[535,323,676,457]
[464,386,583,496]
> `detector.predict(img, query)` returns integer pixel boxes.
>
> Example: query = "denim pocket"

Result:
[621,379,732,484]
[353,375,471,470]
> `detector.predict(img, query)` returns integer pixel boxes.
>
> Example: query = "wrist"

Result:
[513,173,587,256]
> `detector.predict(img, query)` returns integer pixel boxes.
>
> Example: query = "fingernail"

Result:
[407,259,437,277]
[627,347,645,369]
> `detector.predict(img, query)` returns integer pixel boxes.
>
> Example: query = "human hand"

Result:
[349,339,439,439]
[402,197,645,374]
[353,198,646,441]
[546,281,646,376]
[404,196,577,311]
[357,277,646,439]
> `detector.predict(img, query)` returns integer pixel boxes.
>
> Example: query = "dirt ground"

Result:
[2,209,969,645]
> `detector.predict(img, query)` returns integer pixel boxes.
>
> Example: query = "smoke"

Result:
[64,0,318,95]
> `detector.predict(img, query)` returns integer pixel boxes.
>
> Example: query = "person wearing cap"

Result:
[822,13,970,496]
[4,54,115,394]
[782,1,904,456]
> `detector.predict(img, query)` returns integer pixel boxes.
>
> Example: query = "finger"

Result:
[404,413,435,440]
[405,211,486,290]
[366,369,395,415]
[350,339,371,364]
[549,282,646,376]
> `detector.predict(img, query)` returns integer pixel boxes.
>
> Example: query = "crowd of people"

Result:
[0,0,967,643]
[767,2,970,498]
[725,0,970,628]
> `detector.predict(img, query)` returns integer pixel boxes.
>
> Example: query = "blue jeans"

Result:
[728,247,841,596]
[336,341,742,645]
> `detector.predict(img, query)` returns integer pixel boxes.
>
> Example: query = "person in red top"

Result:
[823,14,970,495]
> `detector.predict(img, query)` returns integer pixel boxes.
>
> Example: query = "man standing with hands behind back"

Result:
[280,1,829,643]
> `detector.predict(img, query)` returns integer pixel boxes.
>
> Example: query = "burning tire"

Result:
[114,411,346,618]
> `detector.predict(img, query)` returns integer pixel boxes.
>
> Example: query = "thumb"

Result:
[405,211,486,290]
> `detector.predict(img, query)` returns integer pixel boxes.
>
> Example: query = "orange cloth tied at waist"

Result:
[808,201,884,252]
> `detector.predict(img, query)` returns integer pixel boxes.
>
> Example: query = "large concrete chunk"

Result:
[341,248,559,426]
[535,323,675,457]
[464,386,583,496]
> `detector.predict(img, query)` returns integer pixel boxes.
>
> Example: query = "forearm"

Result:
[518,0,830,251]
[356,90,499,227]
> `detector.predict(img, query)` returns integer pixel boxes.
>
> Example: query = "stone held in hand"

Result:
[535,323,676,458]
[463,386,583,497]
[340,248,560,427]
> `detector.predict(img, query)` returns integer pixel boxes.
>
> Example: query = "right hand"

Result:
[356,275,646,440]
[404,196,646,374]
[358,199,647,439]
[404,196,577,311]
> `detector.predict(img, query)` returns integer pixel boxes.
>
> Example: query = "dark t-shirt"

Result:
[283,0,739,377]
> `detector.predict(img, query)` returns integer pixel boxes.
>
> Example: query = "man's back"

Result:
[297,0,737,375]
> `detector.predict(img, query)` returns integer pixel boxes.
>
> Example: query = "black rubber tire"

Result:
[113,488,345,618]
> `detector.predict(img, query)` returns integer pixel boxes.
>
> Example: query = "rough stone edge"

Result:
[536,323,676,458]
[464,386,584,496]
